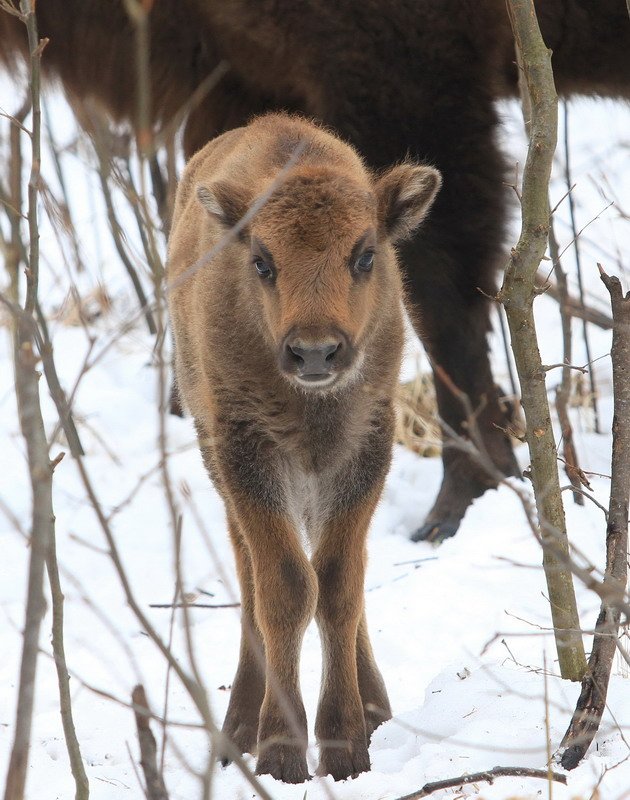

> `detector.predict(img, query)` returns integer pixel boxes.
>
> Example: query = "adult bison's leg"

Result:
[400,102,520,542]
[409,284,520,541]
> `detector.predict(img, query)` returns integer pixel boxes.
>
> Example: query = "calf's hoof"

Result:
[256,743,310,784]
[364,703,392,741]
[218,720,258,766]
[317,740,370,780]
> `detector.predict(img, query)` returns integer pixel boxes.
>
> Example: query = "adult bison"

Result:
[2,0,629,539]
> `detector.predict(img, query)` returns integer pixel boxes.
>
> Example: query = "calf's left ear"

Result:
[375,163,442,242]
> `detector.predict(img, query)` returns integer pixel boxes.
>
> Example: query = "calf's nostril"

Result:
[324,342,341,362]
[288,344,305,366]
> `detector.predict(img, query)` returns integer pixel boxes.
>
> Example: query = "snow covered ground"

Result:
[0,93,629,799]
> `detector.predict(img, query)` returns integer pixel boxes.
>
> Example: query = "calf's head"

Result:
[198,161,441,390]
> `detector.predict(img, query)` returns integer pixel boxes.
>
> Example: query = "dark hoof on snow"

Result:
[256,744,311,784]
[218,721,258,767]
[411,519,460,543]
[317,741,370,781]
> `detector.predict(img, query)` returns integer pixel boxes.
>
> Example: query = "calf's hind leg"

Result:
[356,608,391,739]
[313,490,388,780]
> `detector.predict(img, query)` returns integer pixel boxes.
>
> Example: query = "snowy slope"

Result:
[0,94,629,799]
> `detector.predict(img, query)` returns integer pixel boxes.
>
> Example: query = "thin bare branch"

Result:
[548,195,584,505]
[562,102,600,431]
[392,765,567,800]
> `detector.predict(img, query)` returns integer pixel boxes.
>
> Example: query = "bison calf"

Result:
[167,113,441,782]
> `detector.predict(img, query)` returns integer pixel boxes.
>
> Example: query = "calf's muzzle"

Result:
[280,329,353,386]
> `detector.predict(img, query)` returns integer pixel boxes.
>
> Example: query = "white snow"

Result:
[0,92,629,799]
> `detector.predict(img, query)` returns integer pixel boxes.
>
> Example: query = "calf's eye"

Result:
[253,257,272,278]
[356,251,374,272]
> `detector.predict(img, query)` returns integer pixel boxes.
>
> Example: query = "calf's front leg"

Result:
[232,498,318,784]
[313,490,388,780]
[220,506,265,761]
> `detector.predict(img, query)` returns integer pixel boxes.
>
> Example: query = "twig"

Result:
[563,102,600,432]
[542,363,587,374]
[46,530,90,799]
[88,114,157,335]
[6,95,30,311]
[559,485,608,517]
[535,273,613,329]
[158,582,177,779]
[497,302,519,399]
[548,196,583,505]
[392,765,567,800]
[149,602,240,609]
[38,332,85,457]
[543,652,554,800]
[42,97,84,273]
[131,686,169,800]
[559,266,630,769]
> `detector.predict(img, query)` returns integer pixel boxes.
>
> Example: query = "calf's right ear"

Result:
[197,182,248,230]
[375,163,442,243]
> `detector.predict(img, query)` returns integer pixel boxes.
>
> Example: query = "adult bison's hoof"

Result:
[256,744,310,784]
[317,740,370,781]
[411,518,460,543]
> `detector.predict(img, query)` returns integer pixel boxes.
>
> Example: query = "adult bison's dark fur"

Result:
[2,0,629,539]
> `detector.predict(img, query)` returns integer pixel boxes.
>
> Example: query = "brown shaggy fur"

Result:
[167,112,440,781]
[2,1,629,542]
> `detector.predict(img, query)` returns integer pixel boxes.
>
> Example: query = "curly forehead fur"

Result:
[253,168,376,253]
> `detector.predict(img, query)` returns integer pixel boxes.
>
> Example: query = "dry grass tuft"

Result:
[52,284,112,326]
[395,372,441,457]
[395,371,526,457]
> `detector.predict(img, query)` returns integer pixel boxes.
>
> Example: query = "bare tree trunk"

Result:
[559,266,630,769]
[500,0,587,681]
